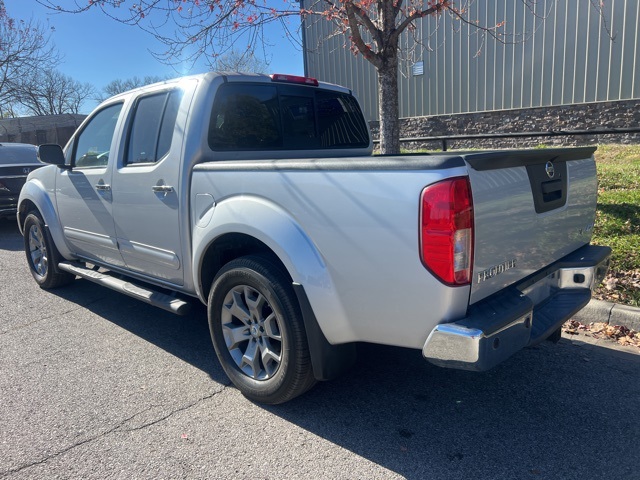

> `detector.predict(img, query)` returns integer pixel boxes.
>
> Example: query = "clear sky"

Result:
[5,0,305,113]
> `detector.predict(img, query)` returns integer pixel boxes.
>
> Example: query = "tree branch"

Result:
[345,3,381,68]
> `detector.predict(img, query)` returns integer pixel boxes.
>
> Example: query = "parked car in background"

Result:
[0,143,43,221]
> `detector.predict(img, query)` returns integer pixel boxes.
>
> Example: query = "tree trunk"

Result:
[377,58,400,154]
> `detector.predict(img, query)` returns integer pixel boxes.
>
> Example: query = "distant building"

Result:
[0,114,86,147]
[302,0,639,123]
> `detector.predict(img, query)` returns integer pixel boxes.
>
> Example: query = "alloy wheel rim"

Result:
[28,224,48,277]
[221,285,283,380]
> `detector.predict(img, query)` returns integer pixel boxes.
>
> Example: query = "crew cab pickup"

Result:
[18,72,610,404]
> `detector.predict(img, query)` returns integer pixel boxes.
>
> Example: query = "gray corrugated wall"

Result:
[302,0,639,121]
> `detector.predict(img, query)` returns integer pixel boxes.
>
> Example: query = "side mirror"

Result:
[37,144,69,169]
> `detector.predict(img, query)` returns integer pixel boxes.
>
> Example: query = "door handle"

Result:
[95,184,111,191]
[152,185,174,195]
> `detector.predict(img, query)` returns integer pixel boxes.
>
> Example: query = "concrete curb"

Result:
[572,299,640,332]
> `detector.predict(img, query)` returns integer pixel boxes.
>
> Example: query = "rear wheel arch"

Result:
[199,233,291,304]
[199,233,358,385]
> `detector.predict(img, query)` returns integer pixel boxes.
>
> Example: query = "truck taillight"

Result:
[420,177,474,286]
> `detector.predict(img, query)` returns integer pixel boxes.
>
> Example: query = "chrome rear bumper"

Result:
[422,245,611,371]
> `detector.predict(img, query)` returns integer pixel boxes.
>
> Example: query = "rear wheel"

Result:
[208,255,316,404]
[23,211,74,289]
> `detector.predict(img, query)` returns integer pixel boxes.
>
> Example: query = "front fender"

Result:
[19,176,75,260]
[192,195,354,344]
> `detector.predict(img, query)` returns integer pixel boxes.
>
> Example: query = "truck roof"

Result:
[102,72,352,106]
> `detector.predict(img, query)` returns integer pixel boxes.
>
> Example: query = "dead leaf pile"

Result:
[593,270,640,305]
[563,319,640,348]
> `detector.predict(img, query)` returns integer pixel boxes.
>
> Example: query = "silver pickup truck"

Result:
[18,72,610,404]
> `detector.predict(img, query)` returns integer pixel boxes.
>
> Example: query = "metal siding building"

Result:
[302,0,640,121]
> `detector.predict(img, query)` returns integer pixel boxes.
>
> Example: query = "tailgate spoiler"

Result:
[463,147,597,171]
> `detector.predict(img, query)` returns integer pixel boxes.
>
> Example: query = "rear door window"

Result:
[126,89,183,165]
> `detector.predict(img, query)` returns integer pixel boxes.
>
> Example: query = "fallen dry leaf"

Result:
[563,320,640,349]
[604,278,617,290]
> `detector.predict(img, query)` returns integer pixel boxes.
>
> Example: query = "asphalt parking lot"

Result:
[1,218,639,480]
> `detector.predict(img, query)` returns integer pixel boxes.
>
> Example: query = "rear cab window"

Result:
[208,83,369,151]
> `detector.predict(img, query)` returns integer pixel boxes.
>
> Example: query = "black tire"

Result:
[208,255,316,404]
[23,211,74,289]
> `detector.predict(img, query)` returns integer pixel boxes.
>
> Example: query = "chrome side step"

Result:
[58,261,192,315]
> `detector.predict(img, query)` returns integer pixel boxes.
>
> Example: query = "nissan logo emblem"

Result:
[545,161,555,178]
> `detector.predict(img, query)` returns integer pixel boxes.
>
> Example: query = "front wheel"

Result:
[208,255,316,404]
[23,211,74,289]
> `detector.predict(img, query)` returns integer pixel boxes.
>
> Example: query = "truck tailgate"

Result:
[463,147,598,305]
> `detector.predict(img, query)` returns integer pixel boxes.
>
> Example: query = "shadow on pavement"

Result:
[48,279,227,385]
[1,221,219,380]
[0,218,22,251]
[266,340,639,480]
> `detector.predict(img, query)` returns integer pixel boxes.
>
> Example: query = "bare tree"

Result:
[214,50,270,73]
[36,0,611,153]
[98,75,168,102]
[0,0,60,116]
[15,69,95,116]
